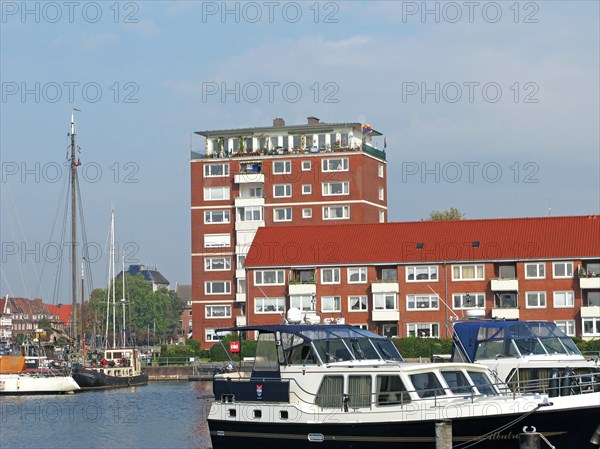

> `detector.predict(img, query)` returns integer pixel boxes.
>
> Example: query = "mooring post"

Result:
[435,419,452,449]
[519,427,541,449]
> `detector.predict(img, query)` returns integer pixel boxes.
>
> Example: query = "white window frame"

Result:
[553,290,574,308]
[302,160,312,171]
[290,295,313,311]
[204,209,231,224]
[204,163,230,178]
[524,263,545,279]
[203,186,230,201]
[322,181,350,196]
[204,234,230,248]
[237,278,246,294]
[348,296,368,312]
[378,187,384,201]
[407,323,439,338]
[302,184,312,195]
[378,163,384,178]
[205,281,232,295]
[322,158,349,172]
[347,267,367,284]
[254,270,285,286]
[204,257,231,271]
[379,210,385,223]
[553,262,574,279]
[373,293,397,310]
[525,291,547,309]
[302,208,312,219]
[452,264,485,281]
[205,328,230,341]
[321,296,341,313]
[205,305,232,319]
[554,320,575,337]
[273,160,291,174]
[321,268,340,284]
[407,295,439,311]
[254,297,285,314]
[452,293,485,310]
[322,205,350,220]
[273,184,292,198]
[273,207,292,222]
[406,266,439,282]
[582,317,600,337]
[237,205,263,222]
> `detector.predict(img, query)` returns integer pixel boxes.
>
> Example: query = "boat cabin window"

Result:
[313,339,354,363]
[371,340,403,361]
[409,373,446,398]
[348,375,371,408]
[467,371,497,396]
[253,332,281,373]
[441,371,472,395]
[287,344,317,364]
[513,338,547,356]
[377,375,410,405]
[316,376,344,408]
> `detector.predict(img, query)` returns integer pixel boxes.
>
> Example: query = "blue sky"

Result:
[1,1,599,300]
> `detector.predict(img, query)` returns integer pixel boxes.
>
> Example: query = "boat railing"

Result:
[500,371,600,397]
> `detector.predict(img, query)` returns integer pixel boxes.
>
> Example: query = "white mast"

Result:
[111,210,116,349]
[121,254,126,347]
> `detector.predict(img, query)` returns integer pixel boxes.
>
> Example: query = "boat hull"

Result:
[72,368,148,390]
[0,374,80,395]
[208,405,599,449]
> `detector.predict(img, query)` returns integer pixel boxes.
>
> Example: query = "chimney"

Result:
[273,117,285,127]
[307,116,320,125]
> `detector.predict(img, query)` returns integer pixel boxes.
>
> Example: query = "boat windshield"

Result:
[312,337,402,363]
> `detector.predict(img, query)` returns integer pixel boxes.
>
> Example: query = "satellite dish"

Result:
[287,307,302,324]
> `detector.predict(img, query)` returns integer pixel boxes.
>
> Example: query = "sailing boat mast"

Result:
[112,210,116,349]
[121,255,126,347]
[70,109,80,339]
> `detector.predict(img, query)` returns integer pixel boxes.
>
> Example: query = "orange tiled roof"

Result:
[245,215,600,267]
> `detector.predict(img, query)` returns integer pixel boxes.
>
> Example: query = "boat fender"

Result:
[342,394,349,413]
[548,368,559,398]
[560,367,572,397]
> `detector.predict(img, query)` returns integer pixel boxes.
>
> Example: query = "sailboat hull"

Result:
[72,368,148,390]
[0,373,80,395]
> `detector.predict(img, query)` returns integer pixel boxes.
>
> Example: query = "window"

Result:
[379,268,397,281]
[254,297,285,314]
[322,182,349,196]
[316,376,343,408]
[453,293,485,309]
[555,320,575,337]
[237,206,263,222]
[406,266,438,282]
[407,295,439,310]
[290,295,313,311]
[378,163,384,178]
[273,207,292,222]
[377,375,410,406]
[583,317,600,336]
[273,184,291,198]
[347,267,367,284]
[204,163,229,177]
[293,269,315,283]
[203,186,230,201]
[495,293,517,308]
[586,291,600,307]
[379,210,385,223]
[204,234,230,248]
[321,268,340,284]
[348,375,371,408]
[302,208,312,219]
[349,296,368,312]
[322,158,348,172]
[407,323,439,338]
[204,210,230,224]
[553,262,573,278]
[373,293,396,310]
[378,187,384,201]
[302,160,311,171]
[237,278,246,294]
[205,328,230,342]
[205,305,231,318]
[584,262,600,276]
[205,257,231,271]
[452,264,484,281]
[322,206,350,220]
[321,296,341,313]
[244,186,263,198]
[553,291,574,308]
[526,292,547,308]
[302,184,311,195]
[525,263,545,279]
[205,281,231,295]
[254,270,285,286]
[237,254,246,269]
[410,372,445,398]
[382,324,398,338]
[273,160,291,174]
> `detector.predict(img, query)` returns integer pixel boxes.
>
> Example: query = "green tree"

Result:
[427,207,465,221]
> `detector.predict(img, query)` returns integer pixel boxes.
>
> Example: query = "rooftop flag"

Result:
[361,124,372,133]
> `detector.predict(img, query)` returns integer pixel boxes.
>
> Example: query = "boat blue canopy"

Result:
[216,324,388,342]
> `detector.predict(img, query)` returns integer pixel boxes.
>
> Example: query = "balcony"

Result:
[491,308,520,320]
[234,172,264,184]
[235,293,246,303]
[371,282,399,294]
[235,269,246,279]
[235,315,247,326]
[581,306,600,318]
[372,309,400,322]
[234,196,264,208]
[235,220,264,232]
[580,277,600,289]
[491,278,519,291]
[288,283,317,296]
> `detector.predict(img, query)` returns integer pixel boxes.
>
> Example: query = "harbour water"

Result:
[0,382,214,449]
